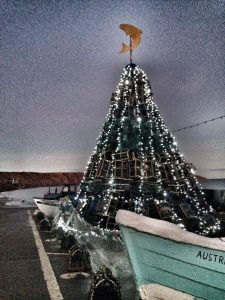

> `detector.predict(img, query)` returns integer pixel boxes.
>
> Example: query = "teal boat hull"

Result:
[117,211,225,300]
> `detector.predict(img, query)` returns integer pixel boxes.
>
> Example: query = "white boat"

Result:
[33,185,76,218]
[33,198,61,218]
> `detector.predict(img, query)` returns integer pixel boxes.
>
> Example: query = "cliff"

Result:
[0,172,206,193]
[0,172,83,192]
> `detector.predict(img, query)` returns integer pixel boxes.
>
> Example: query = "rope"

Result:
[172,115,225,133]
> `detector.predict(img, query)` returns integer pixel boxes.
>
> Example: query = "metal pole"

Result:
[130,36,132,64]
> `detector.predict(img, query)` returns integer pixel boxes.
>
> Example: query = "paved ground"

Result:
[0,207,50,299]
[0,201,91,300]
[40,231,91,300]
[0,197,204,300]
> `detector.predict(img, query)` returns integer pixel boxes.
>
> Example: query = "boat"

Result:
[116,209,225,300]
[33,185,76,218]
[43,186,61,199]
[33,198,61,218]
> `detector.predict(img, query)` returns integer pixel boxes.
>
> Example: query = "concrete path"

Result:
[0,205,90,300]
[0,207,50,299]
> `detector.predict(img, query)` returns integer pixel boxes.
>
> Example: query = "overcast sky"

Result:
[1,0,225,178]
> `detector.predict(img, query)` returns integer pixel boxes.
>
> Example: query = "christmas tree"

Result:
[73,62,221,237]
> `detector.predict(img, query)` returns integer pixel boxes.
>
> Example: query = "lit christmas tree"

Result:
[73,61,221,237]
[53,24,223,300]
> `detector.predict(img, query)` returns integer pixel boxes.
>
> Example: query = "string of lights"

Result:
[173,115,225,133]
[56,63,222,238]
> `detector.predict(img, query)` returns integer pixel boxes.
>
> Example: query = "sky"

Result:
[1,0,225,178]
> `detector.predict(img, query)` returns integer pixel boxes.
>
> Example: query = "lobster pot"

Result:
[89,266,121,300]
[68,243,92,273]
[65,211,138,300]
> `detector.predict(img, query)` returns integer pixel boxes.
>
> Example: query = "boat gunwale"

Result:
[116,210,225,252]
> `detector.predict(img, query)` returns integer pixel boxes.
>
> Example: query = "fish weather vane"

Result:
[119,24,143,63]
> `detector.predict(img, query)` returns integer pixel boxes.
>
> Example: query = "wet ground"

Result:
[0,192,209,300]
[0,199,91,300]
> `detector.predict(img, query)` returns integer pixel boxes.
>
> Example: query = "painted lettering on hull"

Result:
[196,251,225,264]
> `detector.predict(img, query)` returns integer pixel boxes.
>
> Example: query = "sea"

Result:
[0,186,63,208]
[0,180,224,208]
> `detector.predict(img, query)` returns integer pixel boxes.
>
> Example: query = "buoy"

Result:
[61,235,77,250]
[57,227,65,239]
[39,218,51,231]
[36,211,45,221]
